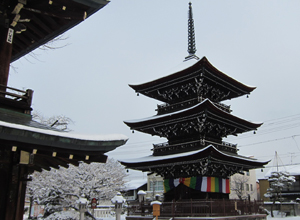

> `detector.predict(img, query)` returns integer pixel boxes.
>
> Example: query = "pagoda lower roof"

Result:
[129,57,255,103]
[0,108,128,171]
[5,0,109,62]
[120,145,268,167]
[124,99,262,136]
[119,145,269,178]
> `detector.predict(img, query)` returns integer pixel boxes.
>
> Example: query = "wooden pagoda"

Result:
[120,3,269,202]
[0,1,128,220]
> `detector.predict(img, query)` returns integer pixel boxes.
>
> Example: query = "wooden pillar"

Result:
[0,25,13,88]
[0,148,30,220]
[0,149,12,220]
[15,165,29,220]
[5,151,20,220]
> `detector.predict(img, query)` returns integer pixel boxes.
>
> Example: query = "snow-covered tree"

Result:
[26,158,127,218]
[230,173,252,200]
[32,111,74,131]
[264,171,295,217]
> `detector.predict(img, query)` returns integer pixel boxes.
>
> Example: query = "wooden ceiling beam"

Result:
[25,22,46,39]
[17,28,40,44]
[15,32,33,46]
[41,13,60,30]
[12,37,26,49]
[50,156,69,168]
[31,15,53,34]
[31,156,53,171]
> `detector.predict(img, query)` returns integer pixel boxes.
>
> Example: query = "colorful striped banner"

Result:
[164,176,230,194]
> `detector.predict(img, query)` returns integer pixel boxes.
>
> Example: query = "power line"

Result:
[226,114,300,141]
[260,162,300,169]
[238,134,300,148]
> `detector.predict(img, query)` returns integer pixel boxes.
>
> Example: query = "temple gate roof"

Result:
[1,0,110,62]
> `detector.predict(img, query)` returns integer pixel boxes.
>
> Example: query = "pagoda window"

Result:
[150,181,164,191]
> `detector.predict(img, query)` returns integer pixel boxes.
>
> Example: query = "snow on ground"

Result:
[24,214,300,220]
[101,214,300,220]
[101,215,298,220]
[267,217,299,220]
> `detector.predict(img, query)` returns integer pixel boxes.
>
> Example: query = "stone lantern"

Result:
[76,196,88,220]
[137,190,146,203]
[137,190,147,216]
[111,192,126,220]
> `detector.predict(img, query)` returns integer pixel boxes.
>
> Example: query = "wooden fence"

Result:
[127,199,264,217]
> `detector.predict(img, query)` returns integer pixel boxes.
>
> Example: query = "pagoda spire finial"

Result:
[184,2,200,61]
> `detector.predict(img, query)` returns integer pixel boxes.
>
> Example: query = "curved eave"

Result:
[120,145,269,170]
[124,99,262,131]
[202,57,256,94]
[0,122,128,153]
[0,121,128,171]
[129,56,255,100]
[11,0,109,62]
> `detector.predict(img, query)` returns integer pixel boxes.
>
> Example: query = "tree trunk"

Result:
[28,197,33,219]
[271,198,275,218]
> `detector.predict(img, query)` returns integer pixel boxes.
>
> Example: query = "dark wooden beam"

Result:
[25,22,46,39]
[31,14,54,34]
[0,153,12,220]
[4,151,20,220]
[41,13,60,30]
[11,38,24,53]
[0,26,13,87]
[15,165,28,220]
[31,156,52,171]
[14,33,32,48]
[16,28,40,44]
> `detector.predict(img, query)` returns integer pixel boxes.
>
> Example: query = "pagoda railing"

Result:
[152,140,237,156]
[156,97,231,115]
[127,199,265,218]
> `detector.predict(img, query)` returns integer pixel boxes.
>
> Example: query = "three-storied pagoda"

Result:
[120,2,269,201]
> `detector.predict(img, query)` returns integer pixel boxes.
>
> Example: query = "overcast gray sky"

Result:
[9,0,300,178]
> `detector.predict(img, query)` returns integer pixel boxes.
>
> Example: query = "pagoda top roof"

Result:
[124,99,262,134]
[119,144,269,171]
[129,57,256,102]
[0,107,127,171]
[4,0,109,62]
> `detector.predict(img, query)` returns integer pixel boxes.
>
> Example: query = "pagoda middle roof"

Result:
[124,99,262,135]
[129,57,255,103]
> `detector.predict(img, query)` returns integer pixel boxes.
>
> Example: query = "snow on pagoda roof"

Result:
[124,98,212,123]
[119,144,268,165]
[124,98,262,129]
[129,56,255,94]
